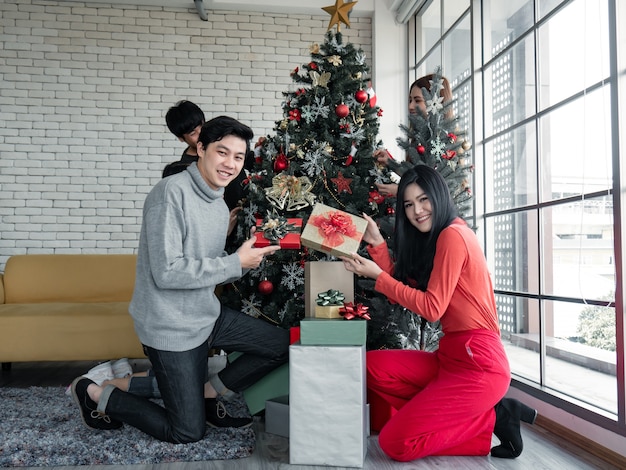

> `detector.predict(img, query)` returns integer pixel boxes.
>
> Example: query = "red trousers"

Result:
[368,329,511,461]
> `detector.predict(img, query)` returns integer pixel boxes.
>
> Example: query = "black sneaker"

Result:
[205,398,252,428]
[71,376,123,430]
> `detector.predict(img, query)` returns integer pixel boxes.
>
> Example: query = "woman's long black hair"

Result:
[393,165,458,290]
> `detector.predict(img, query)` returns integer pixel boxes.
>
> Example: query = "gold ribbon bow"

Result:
[265,174,317,211]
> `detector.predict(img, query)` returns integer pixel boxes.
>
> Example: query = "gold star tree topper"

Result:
[322,0,357,32]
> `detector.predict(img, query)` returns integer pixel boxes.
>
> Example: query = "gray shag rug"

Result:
[0,386,255,467]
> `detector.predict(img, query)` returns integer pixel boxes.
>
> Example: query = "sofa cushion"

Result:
[3,254,136,304]
[0,301,144,361]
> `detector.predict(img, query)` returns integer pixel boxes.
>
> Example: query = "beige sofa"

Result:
[0,254,145,368]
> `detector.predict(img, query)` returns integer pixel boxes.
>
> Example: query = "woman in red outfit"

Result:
[341,165,537,462]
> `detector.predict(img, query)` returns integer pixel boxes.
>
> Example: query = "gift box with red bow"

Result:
[253,212,302,249]
[300,203,367,258]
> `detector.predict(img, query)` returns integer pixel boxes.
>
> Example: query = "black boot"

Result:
[491,398,537,459]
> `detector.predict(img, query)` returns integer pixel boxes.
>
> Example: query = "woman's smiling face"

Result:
[403,182,433,233]
[408,86,426,115]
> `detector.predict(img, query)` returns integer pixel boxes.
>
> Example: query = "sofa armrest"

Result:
[0,273,4,304]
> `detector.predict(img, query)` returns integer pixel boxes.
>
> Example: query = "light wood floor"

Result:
[0,360,619,470]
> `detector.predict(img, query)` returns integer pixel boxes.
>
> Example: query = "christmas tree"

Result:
[365,68,474,351]
[221,23,385,330]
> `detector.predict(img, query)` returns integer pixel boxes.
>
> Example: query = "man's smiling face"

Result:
[196,135,246,190]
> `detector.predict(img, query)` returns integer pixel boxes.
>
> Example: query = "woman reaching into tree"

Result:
[374,73,454,198]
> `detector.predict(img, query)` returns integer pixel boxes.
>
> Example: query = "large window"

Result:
[409,0,625,431]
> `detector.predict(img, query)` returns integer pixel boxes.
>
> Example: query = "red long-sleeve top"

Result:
[367,218,500,335]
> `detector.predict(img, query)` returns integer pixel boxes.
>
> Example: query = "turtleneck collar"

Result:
[187,161,225,202]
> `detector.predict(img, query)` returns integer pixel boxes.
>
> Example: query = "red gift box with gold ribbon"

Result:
[253,216,302,249]
[300,203,367,258]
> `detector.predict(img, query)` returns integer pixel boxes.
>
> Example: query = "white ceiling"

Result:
[73,0,377,17]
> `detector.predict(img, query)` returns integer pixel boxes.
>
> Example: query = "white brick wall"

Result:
[0,0,372,270]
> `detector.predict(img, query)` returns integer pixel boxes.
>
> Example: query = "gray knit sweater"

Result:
[129,162,243,352]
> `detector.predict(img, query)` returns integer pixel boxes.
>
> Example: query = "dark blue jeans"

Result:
[99,306,289,442]
[207,305,289,397]
[100,341,209,443]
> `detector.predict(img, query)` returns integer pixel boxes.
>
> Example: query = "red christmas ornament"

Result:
[386,206,395,215]
[289,109,301,121]
[258,279,274,295]
[417,144,426,155]
[355,89,368,103]
[344,155,353,166]
[331,171,353,194]
[335,103,349,118]
[274,153,289,172]
[369,190,384,204]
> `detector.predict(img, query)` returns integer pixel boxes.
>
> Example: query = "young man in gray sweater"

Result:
[70,116,288,443]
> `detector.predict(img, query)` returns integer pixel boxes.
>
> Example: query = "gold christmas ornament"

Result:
[265,174,317,211]
[327,55,342,66]
[462,140,471,151]
[309,70,331,88]
[310,43,320,54]
[322,0,357,32]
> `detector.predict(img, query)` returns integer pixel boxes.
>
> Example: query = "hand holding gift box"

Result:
[254,210,302,249]
[314,289,345,319]
[301,203,368,258]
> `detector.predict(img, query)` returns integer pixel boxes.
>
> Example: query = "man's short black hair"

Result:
[198,116,254,157]
[165,100,205,138]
